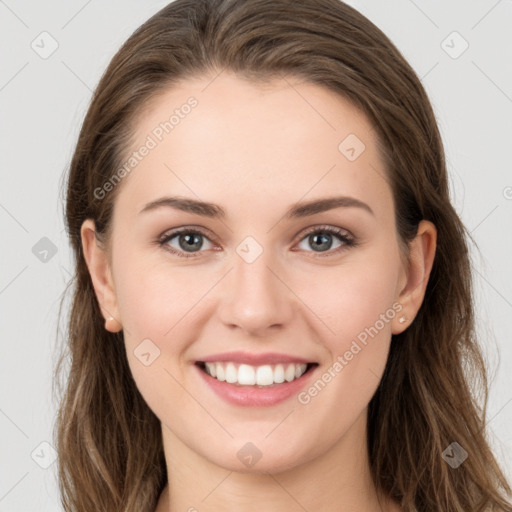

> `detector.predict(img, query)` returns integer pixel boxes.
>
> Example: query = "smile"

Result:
[197,361,316,387]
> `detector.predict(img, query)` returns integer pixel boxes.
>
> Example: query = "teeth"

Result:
[273,364,285,384]
[286,364,296,382]
[226,362,237,383]
[256,365,273,386]
[216,364,225,382]
[238,364,255,385]
[203,362,309,387]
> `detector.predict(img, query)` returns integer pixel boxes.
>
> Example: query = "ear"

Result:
[393,220,437,334]
[80,219,122,333]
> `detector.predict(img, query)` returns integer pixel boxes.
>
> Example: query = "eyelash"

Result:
[156,224,357,259]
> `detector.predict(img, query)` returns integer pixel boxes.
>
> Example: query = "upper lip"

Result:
[197,351,315,366]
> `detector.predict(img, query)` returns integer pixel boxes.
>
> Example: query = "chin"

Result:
[200,437,318,475]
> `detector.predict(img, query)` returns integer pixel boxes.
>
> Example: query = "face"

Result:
[83,71,432,475]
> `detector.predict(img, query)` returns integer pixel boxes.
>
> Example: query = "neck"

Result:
[155,410,400,512]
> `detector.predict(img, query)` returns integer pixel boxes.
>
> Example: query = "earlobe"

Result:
[392,220,437,334]
[80,219,122,333]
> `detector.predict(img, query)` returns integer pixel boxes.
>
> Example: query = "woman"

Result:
[54,0,512,510]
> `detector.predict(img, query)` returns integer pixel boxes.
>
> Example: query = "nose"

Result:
[217,244,295,337]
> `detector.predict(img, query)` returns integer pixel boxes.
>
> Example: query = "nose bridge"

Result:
[218,236,294,334]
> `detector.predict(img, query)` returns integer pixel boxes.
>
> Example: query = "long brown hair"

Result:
[54,0,512,510]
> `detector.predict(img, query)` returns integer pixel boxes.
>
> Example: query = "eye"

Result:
[158,227,215,259]
[294,225,356,257]
[157,224,356,259]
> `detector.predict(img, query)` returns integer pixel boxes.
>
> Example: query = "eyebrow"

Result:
[139,195,374,219]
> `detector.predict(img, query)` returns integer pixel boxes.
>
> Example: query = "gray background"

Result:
[1,0,511,510]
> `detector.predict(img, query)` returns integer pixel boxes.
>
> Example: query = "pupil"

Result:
[180,233,202,252]
[311,233,332,251]
[177,232,333,253]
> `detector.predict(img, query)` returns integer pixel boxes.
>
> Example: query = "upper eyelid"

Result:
[157,225,219,245]
[299,224,352,238]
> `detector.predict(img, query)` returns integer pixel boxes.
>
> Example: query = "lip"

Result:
[197,351,315,366]
[195,361,319,407]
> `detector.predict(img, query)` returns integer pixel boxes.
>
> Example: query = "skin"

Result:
[81,71,436,512]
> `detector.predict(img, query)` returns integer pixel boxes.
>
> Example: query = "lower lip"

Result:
[195,363,318,407]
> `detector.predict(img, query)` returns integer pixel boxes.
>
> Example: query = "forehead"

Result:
[113,71,392,223]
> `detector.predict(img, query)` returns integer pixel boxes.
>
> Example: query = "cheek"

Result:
[303,254,400,348]
[297,247,401,413]
[114,249,198,341]
[294,253,400,434]
[113,252,213,392]
[115,237,401,359]
[112,254,195,415]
